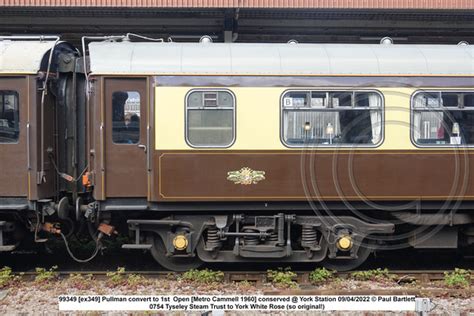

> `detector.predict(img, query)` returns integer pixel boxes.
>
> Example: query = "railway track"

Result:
[2,269,471,302]
[15,269,473,286]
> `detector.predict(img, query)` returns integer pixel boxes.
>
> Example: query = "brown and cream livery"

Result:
[0,37,82,252]
[0,36,473,271]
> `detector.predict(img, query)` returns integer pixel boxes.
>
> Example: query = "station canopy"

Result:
[0,0,473,45]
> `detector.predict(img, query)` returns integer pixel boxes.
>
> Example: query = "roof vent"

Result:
[200,35,213,44]
[287,39,298,44]
[380,37,394,45]
[458,41,469,46]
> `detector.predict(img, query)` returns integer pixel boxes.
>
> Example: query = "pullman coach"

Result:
[0,35,473,271]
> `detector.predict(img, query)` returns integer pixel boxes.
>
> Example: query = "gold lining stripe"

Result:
[158,195,474,199]
[146,77,151,200]
[92,73,474,77]
[0,72,38,75]
[100,77,105,198]
[157,151,474,155]
[159,152,163,197]
[27,76,31,199]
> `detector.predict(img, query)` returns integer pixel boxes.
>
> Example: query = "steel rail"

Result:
[15,269,473,285]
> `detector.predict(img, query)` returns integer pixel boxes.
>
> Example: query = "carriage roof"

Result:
[88,41,474,76]
[0,40,61,74]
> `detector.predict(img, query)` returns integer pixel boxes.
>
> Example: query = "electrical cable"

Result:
[49,153,89,183]
[34,210,41,242]
[60,231,103,263]
[87,220,99,242]
[61,217,75,238]
[126,33,164,42]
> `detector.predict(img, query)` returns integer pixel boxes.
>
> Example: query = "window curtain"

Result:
[413,94,444,141]
[324,98,340,138]
[369,94,382,144]
[285,96,341,141]
[308,101,341,139]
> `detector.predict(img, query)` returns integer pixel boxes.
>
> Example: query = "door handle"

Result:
[26,123,31,170]
[138,144,147,153]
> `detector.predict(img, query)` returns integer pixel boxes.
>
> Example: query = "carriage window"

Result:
[412,91,474,146]
[282,90,383,147]
[186,90,235,147]
[112,91,140,144]
[0,91,19,143]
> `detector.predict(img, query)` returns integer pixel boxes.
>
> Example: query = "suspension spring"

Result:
[243,228,259,245]
[206,226,222,249]
[301,225,318,247]
[268,231,279,242]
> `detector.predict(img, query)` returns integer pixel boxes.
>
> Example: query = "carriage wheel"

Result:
[149,234,203,272]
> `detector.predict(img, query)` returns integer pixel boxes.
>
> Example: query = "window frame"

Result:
[280,89,385,148]
[185,88,236,149]
[410,90,474,148]
[0,90,20,145]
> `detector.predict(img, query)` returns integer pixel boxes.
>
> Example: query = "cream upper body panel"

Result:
[93,42,473,152]
[154,86,450,151]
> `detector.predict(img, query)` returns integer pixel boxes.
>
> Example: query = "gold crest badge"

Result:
[227,167,266,185]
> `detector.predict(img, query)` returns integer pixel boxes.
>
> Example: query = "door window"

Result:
[0,91,19,143]
[112,91,141,144]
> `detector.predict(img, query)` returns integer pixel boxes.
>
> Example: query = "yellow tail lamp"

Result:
[336,235,353,251]
[173,235,189,251]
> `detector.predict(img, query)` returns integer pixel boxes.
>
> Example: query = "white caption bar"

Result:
[59,295,421,311]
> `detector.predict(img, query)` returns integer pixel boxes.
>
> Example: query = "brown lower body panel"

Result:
[153,150,474,202]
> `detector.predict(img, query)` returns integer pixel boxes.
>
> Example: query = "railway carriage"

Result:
[83,39,474,270]
[0,36,473,271]
[0,38,82,252]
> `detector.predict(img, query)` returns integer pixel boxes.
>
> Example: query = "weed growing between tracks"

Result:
[106,267,151,288]
[309,268,335,284]
[444,268,471,288]
[267,268,298,288]
[350,268,397,283]
[67,273,94,290]
[106,267,126,286]
[180,268,225,284]
[34,266,59,284]
[235,280,255,291]
[0,267,21,288]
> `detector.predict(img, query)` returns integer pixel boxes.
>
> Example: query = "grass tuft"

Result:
[444,268,471,289]
[180,269,224,284]
[0,266,21,288]
[309,267,334,284]
[351,268,396,282]
[267,268,298,288]
[35,266,58,284]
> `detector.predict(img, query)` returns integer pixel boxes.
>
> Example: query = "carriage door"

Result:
[0,77,27,197]
[104,78,148,197]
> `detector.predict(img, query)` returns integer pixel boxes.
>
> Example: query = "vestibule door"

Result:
[104,78,148,197]
[0,77,27,197]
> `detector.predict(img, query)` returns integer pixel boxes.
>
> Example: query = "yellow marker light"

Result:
[173,235,188,250]
[337,236,353,251]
